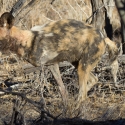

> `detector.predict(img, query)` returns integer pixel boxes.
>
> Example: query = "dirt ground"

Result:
[0,54,124,125]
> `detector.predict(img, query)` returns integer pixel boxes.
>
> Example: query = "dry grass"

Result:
[0,53,125,124]
[0,0,124,125]
[0,0,93,29]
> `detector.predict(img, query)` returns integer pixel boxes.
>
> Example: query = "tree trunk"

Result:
[115,0,125,54]
[91,0,105,32]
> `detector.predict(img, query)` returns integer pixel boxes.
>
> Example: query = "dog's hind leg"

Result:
[87,72,98,91]
[110,59,119,85]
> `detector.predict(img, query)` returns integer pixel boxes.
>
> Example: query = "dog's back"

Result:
[30,19,106,68]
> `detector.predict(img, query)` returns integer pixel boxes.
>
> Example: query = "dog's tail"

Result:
[104,37,120,64]
[104,37,121,82]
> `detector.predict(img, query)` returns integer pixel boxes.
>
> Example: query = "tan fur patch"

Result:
[11,26,34,48]
[59,20,69,25]
[43,21,56,33]
[17,48,25,56]
[0,27,7,40]
[22,30,34,48]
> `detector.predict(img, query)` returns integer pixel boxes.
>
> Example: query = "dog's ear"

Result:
[0,12,14,29]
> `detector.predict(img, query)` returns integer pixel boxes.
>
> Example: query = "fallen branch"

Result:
[0,89,56,120]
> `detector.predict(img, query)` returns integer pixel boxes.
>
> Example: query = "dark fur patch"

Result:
[0,37,19,54]
[0,12,14,28]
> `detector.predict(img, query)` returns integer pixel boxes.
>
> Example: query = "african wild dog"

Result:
[0,12,119,103]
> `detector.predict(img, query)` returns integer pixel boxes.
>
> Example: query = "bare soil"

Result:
[0,54,124,125]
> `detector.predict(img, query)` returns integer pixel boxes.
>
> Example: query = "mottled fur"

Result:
[0,12,119,103]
